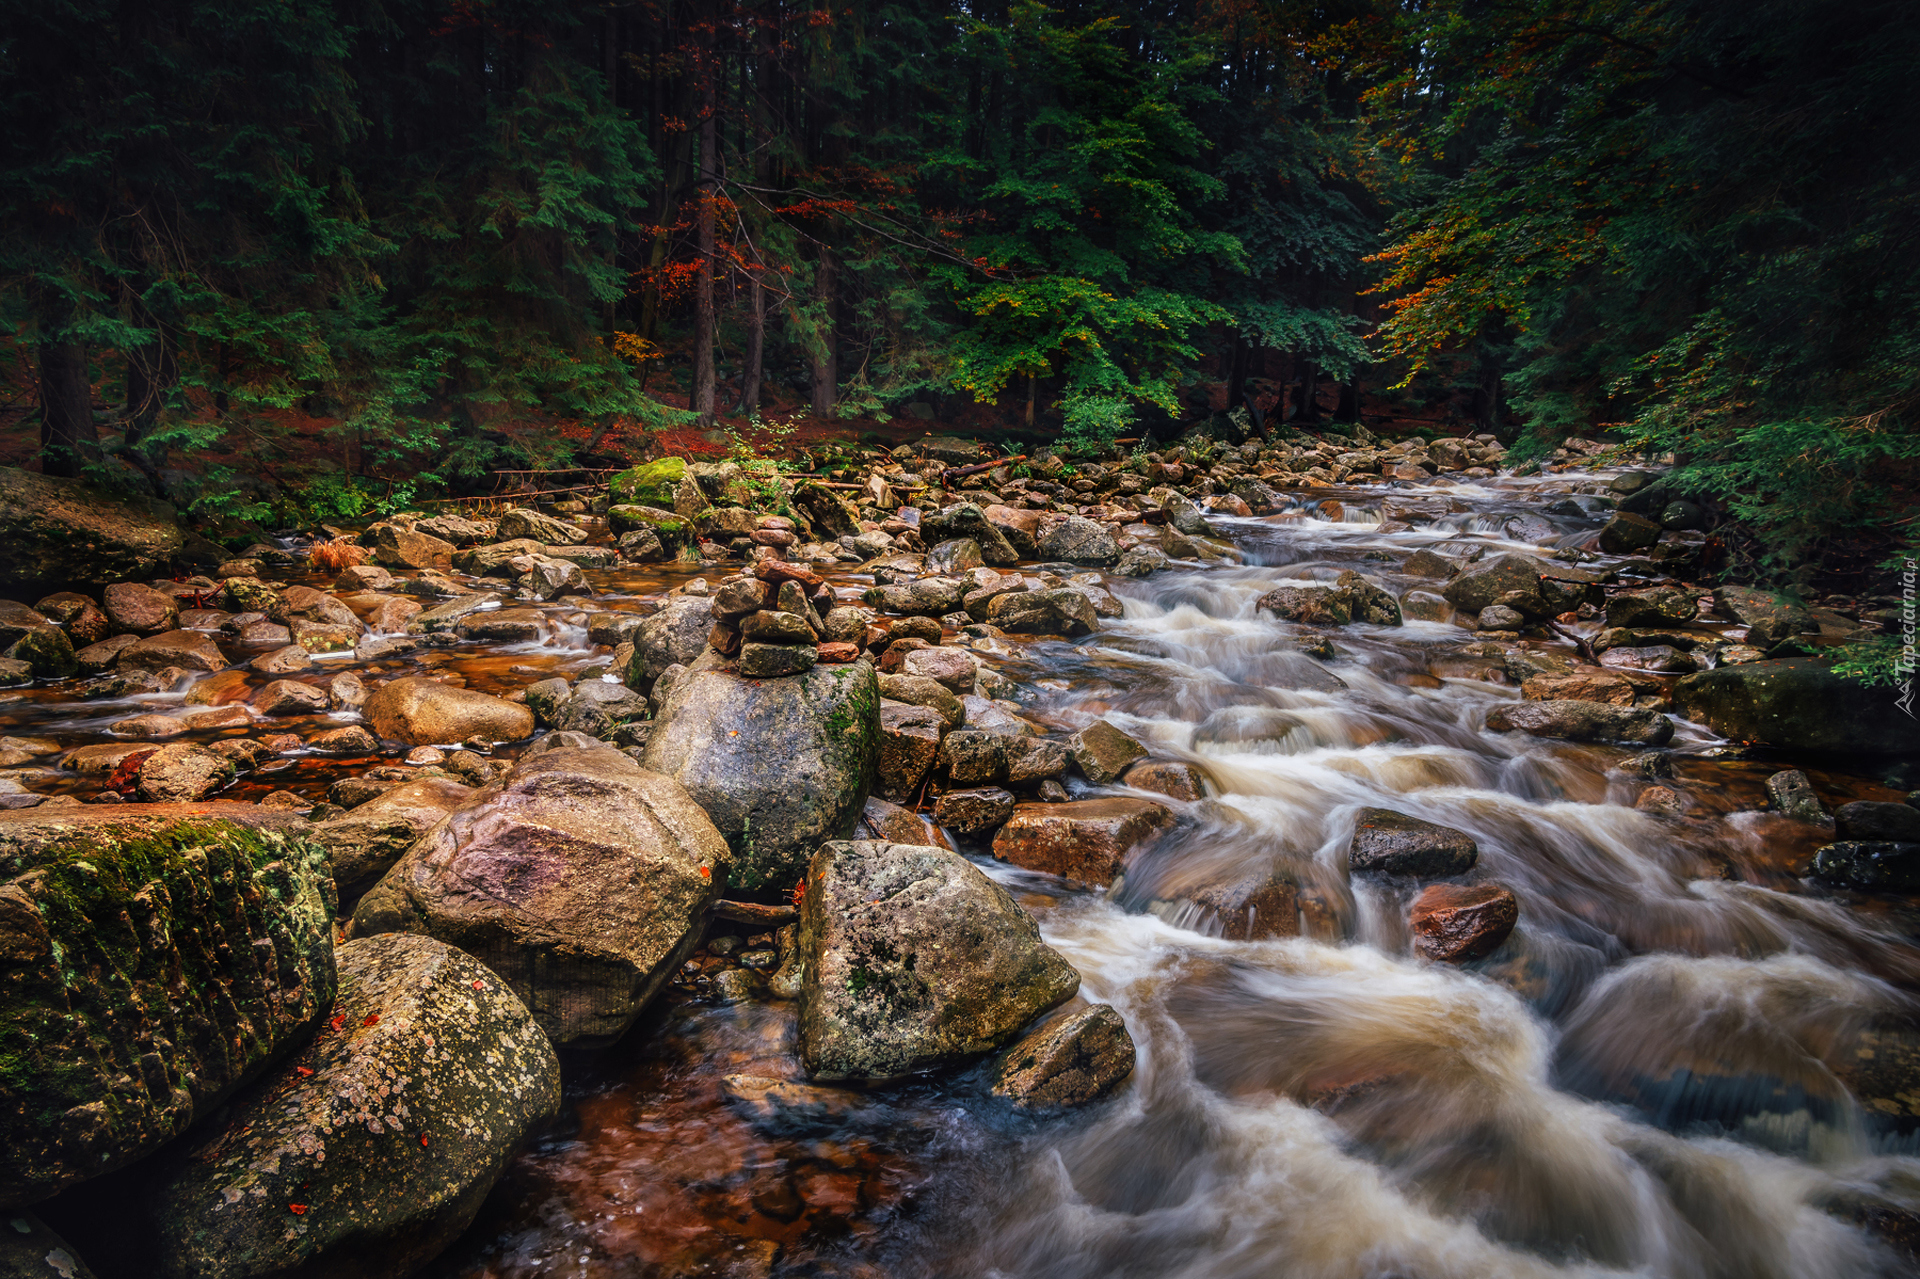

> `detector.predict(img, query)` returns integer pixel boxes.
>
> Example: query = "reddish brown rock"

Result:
[184,668,253,705]
[1190,872,1299,940]
[1521,670,1636,706]
[1121,758,1210,801]
[1409,883,1519,962]
[102,581,179,635]
[992,797,1175,887]
[877,699,945,802]
[116,629,226,673]
[817,641,860,663]
[755,559,824,588]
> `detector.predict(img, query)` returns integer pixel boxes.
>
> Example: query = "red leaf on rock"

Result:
[289,1204,307,1215]
[362,1013,380,1027]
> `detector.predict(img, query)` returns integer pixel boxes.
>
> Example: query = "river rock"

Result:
[497,507,586,545]
[311,777,475,905]
[643,662,878,893]
[922,503,1020,565]
[248,643,312,675]
[1349,808,1479,878]
[1037,516,1120,565]
[933,787,1016,835]
[1121,758,1208,800]
[796,840,1080,1082]
[363,677,534,748]
[985,588,1096,636]
[36,592,111,647]
[549,679,651,739]
[1810,842,1920,891]
[857,795,954,849]
[1007,737,1070,784]
[353,748,726,1045]
[878,700,946,802]
[101,582,180,635]
[1441,553,1551,616]
[250,678,329,715]
[1836,801,1920,844]
[1765,769,1829,824]
[1604,587,1697,628]
[1485,698,1673,745]
[938,729,1008,786]
[1672,658,1914,756]
[368,524,455,570]
[876,672,966,728]
[0,469,185,593]
[991,798,1174,886]
[624,597,713,686]
[117,629,225,673]
[738,641,818,678]
[992,1004,1135,1107]
[1410,883,1518,961]
[611,457,688,507]
[150,932,560,1279]
[137,742,240,801]
[1068,720,1147,784]
[1713,586,1813,647]
[0,811,333,1206]
[1521,670,1635,705]
[901,646,978,694]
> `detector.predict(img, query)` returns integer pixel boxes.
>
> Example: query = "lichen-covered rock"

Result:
[136,742,239,802]
[1036,516,1120,565]
[352,748,726,1046]
[797,841,1080,1082]
[0,469,185,594]
[643,663,879,893]
[877,699,946,802]
[0,811,334,1207]
[1068,719,1147,784]
[1713,586,1813,648]
[623,597,713,687]
[1810,841,1920,891]
[0,1213,97,1278]
[362,677,533,748]
[992,1004,1136,1107]
[150,933,560,1279]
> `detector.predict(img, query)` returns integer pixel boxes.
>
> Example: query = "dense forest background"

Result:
[1,0,1914,580]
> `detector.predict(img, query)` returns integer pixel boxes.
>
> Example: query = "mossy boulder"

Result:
[1673,658,1918,757]
[796,840,1080,1083]
[150,932,560,1279]
[0,469,185,594]
[609,458,688,507]
[643,661,880,894]
[607,504,688,542]
[0,809,335,1208]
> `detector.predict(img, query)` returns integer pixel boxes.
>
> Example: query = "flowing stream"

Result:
[11,468,1919,1278]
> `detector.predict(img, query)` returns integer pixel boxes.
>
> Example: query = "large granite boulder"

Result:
[150,933,560,1279]
[1672,658,1917,757]
[0,810,334,1207]
[309,777,475,906]
[643,662,879,893]
[796,841,1080,1083]
[363,677,534,748]
[352,748,726,1047]
[0,469,185,594]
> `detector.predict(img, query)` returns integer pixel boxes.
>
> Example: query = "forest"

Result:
[2,0,1916,579]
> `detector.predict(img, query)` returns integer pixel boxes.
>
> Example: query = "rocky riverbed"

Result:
[0,425,1916,1278]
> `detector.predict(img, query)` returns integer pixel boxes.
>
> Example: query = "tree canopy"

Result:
[1,0,1911,575]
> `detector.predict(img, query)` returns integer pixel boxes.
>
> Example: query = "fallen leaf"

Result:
[289,1204,307,1215]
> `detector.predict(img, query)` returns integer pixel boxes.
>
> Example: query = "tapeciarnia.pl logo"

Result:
[1899,558,1916,720]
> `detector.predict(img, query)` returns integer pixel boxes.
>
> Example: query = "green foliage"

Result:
[1364,0,1920,574]
[288,474,419,525]
[1828,637,1912,690]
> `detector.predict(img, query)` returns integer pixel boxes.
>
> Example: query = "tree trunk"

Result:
[38,342,97,478]
[809,246,838,418]
[1291,355,1319,422]
[735,269,764,415]
[1225,331,1250,412]
[123,332,177,463]
[1335,371,1361,423]
[691,57,718,427]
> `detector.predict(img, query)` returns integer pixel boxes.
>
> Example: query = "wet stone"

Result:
[1810,842,1920,891]
[1348,808,1478,879]
[992,797,1175,887]
[992,1004,1136,1108]
[1765,769,1830,825]
[1069,720,1148,784]
[1410,883,1519,961]
[932,786,1016,835]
